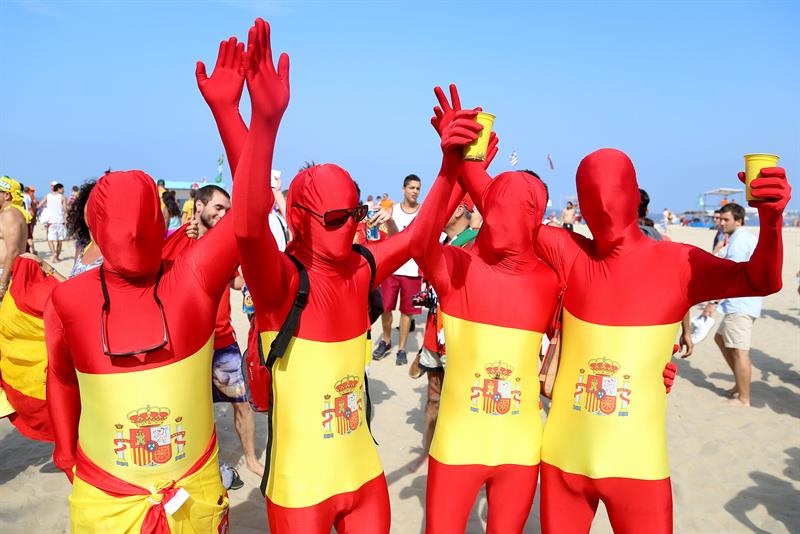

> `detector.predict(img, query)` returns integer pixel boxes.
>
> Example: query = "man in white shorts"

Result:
[43,182,67,262]
[711,202,761,406]
[374,174,423,366]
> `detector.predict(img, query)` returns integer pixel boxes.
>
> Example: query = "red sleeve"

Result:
[682,210,783,303]
[180,215,240,303]
[44,298,79,482]
[407,162,467,297]
[534,224,584,281]
[177,80,248,304]
[209,107,248,174]
[459,161,492,214]
[232,120,293,312]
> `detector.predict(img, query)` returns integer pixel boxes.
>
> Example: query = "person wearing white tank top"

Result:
[373,174,423,367]
[43,182,67,262]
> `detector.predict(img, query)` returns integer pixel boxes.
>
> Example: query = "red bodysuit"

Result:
[228,19,469,532]
[45,171,237,532]
[412,162,559,534]
[535,148,789,533]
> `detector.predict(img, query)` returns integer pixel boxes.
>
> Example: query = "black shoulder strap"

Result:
[265,253,309,369]
[260,253,309,497]
[351,243,376,294]
[351,243,379,445]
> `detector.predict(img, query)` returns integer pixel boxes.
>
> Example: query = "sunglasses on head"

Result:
[100,265,168,358]
[293,203,369,228]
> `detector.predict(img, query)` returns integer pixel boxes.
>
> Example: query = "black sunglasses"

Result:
[100,264,168,358]
[293,203,369,228]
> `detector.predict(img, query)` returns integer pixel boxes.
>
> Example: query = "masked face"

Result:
[86,171,164,278]
[476,171,546,260]
[576,149,640,250]
[286,164,360,261]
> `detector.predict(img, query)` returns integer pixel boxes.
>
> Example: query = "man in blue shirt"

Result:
[712,202,762,406]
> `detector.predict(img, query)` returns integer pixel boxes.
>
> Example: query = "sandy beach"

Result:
[1,224,798,533]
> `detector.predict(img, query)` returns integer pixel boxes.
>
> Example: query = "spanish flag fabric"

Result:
[0,257,59,441]
[541,309,678,480]
[260,330,383,508]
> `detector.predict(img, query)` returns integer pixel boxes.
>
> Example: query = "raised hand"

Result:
[431,84,463,136]
[737,167,792,214]
[439,110,482,175]
[196,37,246,109]
[483,131,499,170]
[440,110,482,153]
[245,18,290,127]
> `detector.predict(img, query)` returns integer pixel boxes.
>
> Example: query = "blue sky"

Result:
[2,0,798,213]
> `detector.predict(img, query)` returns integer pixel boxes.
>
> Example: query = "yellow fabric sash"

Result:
[70,446,227,534]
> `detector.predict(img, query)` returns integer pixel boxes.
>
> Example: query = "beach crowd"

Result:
[0,17,792,534]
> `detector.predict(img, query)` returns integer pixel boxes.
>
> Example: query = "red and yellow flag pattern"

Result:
[0,257,59,441]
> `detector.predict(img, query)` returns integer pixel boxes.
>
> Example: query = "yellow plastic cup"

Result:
[744,153,779,201]
[463,112,496,161]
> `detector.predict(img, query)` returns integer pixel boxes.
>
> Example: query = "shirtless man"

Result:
[560,201,576,231]
[0,177,30,300]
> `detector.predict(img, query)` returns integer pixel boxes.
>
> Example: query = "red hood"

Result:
[86,171,164,279]
[475,171,546,266]
[285,164,359,266]
[576,148,642,255]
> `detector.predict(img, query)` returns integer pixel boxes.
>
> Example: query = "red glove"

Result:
[246,18,290,127]
[483,131,499,170]
[432,83,497,174]
[663,346,679,394]
[737,167,792,214]
[440,111,482,154]
[431,84,463,135]
[196,37,248,173]
[196,36,246,109]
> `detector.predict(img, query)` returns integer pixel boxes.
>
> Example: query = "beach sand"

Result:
[1,224,798,533]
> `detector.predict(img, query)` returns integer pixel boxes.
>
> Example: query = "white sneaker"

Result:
[690,315,715,344]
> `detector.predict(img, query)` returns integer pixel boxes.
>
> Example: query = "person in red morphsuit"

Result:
[411,85,560,534]
[42,25,280,532]
[44,170,238,532]
[231,21,473,533]
[533,148,790,533]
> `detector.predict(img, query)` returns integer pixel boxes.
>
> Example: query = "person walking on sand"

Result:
[42,182,67,262]
[705,202,762,406]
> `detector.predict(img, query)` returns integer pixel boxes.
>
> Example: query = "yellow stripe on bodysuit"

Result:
[261,331,383,508]
[76,337,215,487]
[542,309,679,480]
[430,312,544,467]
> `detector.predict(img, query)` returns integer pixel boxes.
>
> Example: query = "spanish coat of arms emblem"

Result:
[573,358,632,416]
[113,405,187,467]
[321,375,363,439]
[469,361,522,416]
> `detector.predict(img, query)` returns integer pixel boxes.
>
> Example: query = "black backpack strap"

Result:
[260,253,309,497]
[352,244,376,295]
[265,254,309,369]
[352,244,379,445]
